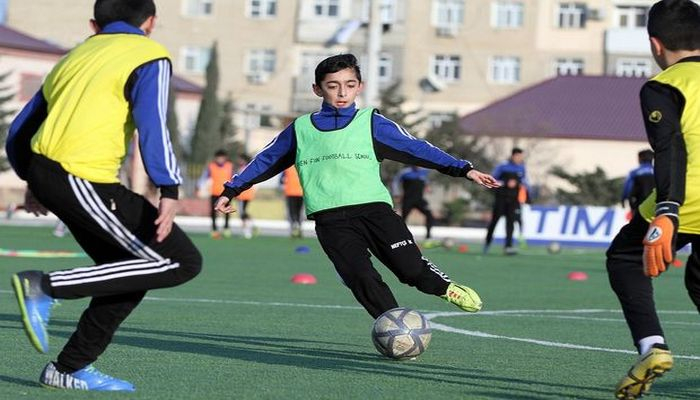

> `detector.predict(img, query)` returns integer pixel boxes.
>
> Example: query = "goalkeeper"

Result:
[606,1,700,398]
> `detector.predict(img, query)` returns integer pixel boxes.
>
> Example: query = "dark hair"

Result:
[214,149,228,157]
[648,0,700,51]
[511,147,524,155]
[314,54,362,86]
[94,0,156,29]
[638,149,654,163]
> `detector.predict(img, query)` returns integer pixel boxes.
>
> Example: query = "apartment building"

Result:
[5,0,657,150]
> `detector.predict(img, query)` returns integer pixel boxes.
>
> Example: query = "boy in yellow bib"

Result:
[606,1,700,398]
[5,0,201,392]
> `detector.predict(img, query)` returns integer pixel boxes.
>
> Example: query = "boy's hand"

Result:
[24,188,48,216]
[467,169,501,189]
[215,196,237,214]
[155,198,178,242]
[643,215,677,277]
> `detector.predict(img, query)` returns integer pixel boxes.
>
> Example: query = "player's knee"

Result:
[177,248,203,283]
[342,269,382,288]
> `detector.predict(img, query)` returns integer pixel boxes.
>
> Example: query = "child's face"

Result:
[313,68,363,109]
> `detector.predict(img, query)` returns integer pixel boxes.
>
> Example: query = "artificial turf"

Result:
[0,225,698,399]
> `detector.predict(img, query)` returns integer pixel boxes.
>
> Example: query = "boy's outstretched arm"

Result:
[371,111,499,187]
[467,169,500,188]
[216,125,297,213]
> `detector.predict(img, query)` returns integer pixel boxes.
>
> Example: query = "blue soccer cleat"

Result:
[11,270,55,353]
[40,362,135,392]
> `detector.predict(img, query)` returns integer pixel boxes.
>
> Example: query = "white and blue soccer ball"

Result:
[371,307,432,360]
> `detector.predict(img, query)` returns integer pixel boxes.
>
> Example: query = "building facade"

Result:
[5,1,658,147]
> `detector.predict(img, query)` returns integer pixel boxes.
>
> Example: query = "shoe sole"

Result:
[615,365,672,399]
[11,274,47,353]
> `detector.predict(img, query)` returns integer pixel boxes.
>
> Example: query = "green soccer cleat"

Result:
[615,345,673,400]
[11,270,56,353]
[441,283,482,313]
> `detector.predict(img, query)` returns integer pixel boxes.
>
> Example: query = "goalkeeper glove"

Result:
[643,201,679,277]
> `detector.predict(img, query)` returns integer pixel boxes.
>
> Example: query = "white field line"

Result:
[1,290,698,360]
[424,312,700,361]
[484,313,700,327]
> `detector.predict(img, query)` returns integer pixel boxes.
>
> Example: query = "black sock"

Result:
[52,361,78,374]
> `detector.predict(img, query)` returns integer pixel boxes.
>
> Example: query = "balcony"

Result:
[605,28,648,56]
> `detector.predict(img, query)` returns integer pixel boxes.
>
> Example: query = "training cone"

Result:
[672,259,683,268]
[295,245,310,254]
[567,271,588,281]
[291,273,317,285]
[458,244,469,253]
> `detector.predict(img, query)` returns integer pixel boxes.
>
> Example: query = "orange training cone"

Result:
[567,271,588,281]
[291,273,317,285]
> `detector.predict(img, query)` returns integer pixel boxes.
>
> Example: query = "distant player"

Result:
[392,166,435,239]
[621,149,654,211]
[4,0,201,391]
[484,147,528,255]
[198,149,234,238]
[216,54,500,319]
[280,166,304,238]
[606,1,700,398]
[235,154,257,238]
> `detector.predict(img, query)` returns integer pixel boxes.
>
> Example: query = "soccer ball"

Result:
[371,307,432,360]
[547,242,561,254]
[441,238,455,250]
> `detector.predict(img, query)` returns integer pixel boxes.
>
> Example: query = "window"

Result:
[378,53,393,83]
[615,6,648,28]
[491,1,524,28]
[433,0,464,28]
[430,55,461,82]
[247,49,276,83]
[362,0,398,24]
[557,2,586,28]
[243,104,273,128]
[616,58,652,78]
[489,56,521,84]
[297,52,335,92]
[555,58,584,76]
[249,0,277,18]
[183,0,214,17]
[314,0,340,17]
[180,46,211,74]
[427,113,454,129]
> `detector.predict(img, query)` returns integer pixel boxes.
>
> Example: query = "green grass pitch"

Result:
[0,225,698,399]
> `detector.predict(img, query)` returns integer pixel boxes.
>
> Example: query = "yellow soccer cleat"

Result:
[615,346,673,400]
[441,283,482,313]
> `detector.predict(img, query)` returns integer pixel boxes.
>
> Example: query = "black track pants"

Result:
[26,155,202,371]
[314,203,451,318]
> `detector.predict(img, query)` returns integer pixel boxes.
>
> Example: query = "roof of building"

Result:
[172,75,204,94]
[459,75,649,142]
[0,24,66,54]
[0,24,203,94]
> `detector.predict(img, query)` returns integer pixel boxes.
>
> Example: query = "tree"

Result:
[166,82,185,161]
[219,93,242,158]
[424,113,495,207]
[189,41,220,164]
[550,166,624,206]
[0,71,15,172]
[378,80,424,185]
